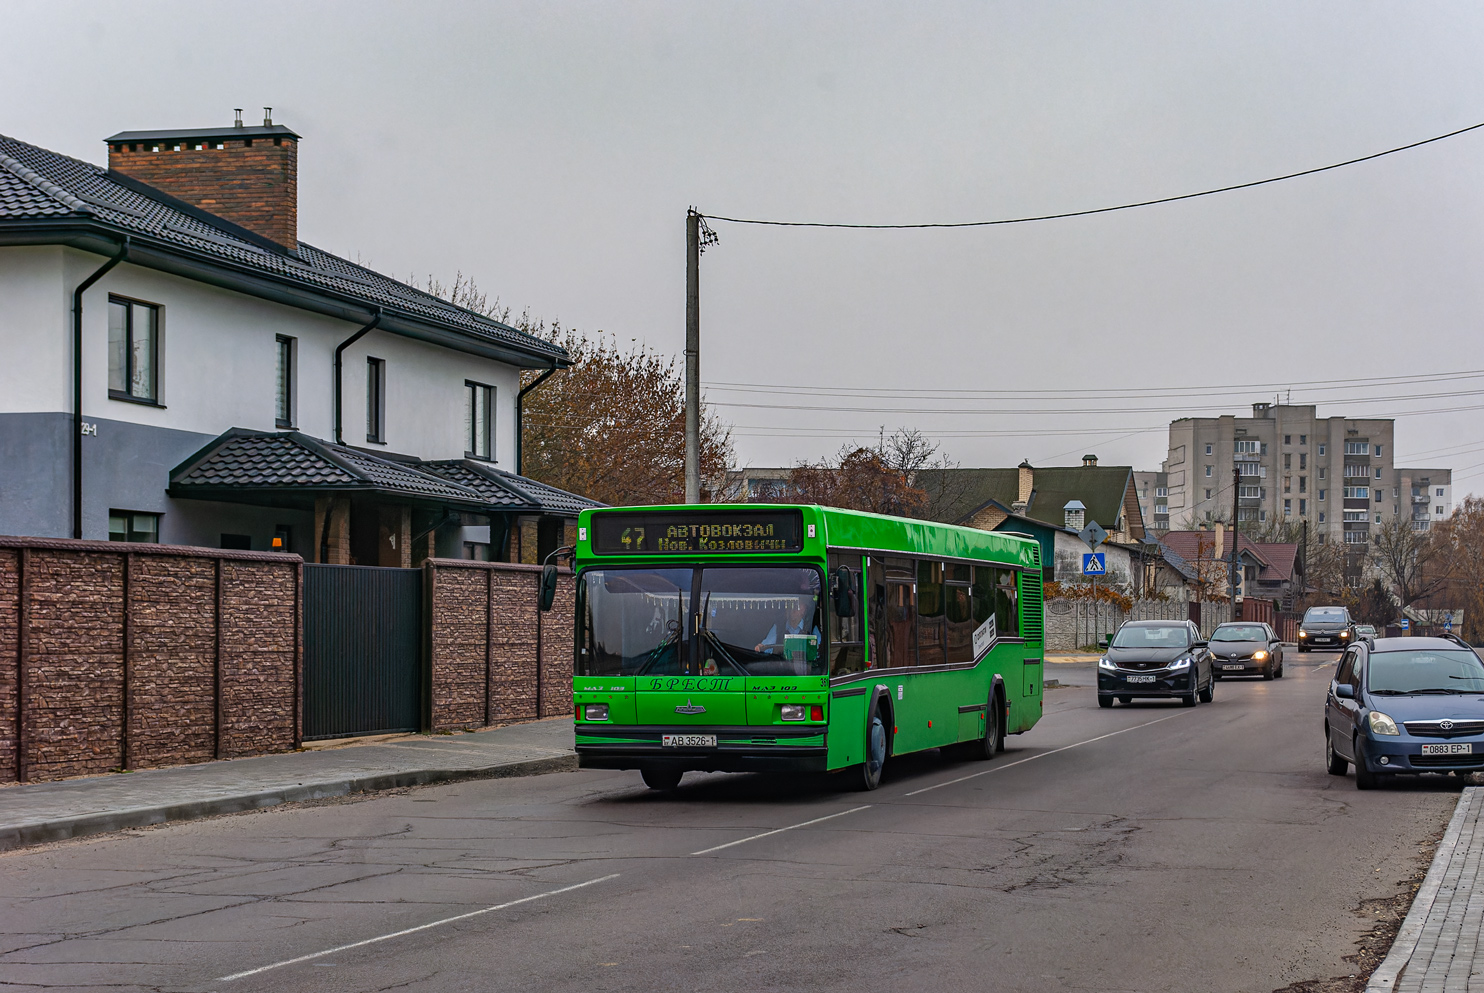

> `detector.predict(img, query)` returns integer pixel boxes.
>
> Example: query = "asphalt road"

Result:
[0,653,1458,993]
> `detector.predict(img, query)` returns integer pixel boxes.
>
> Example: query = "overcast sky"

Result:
[8,2,1484,489]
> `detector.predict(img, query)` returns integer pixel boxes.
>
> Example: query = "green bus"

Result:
[570,504,1046,791]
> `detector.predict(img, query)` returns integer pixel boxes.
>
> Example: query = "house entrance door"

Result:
[303,564,423,740]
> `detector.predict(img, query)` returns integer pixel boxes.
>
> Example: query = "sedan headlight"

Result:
[1368,711,1400,736]
[1167,655,1191,670]
[1098,656,1117,670]
[1298,629,1308,639]
[1252,650,1269,661]
[1340,630,1352,640]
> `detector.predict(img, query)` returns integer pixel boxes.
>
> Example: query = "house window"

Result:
[1437,505,1445,515]
[1300,499,1308,514]
[1284,499,1291,516]
[1205,466,1213,478]
[1375,445,1383,457]
[1205,489,1212,499]
[1235,440,1259,454]
[1375,490,1383,503]
[1284,434,1291,445]
[109,510,160,543]
[1299,453,1307,469]
[1375,513,1383,523]
[1319,511,1326,523]
[1318,443,1326,456]
[1343,486,1370,499]
[275,335,295,428]
[1299,476,1307,494]
[1344,441,1369,456]
[1318,468,1326,480]
[1343,531,1367,544]
[465,381,494,459]
[1284,476,1291,493]
[1438,488,1446,497]
[1283,453,1292,469]
[107,297,160,403]
[1259,510,1267,522]
[1318,489,1326,501]
[1238,485,1260,498]
[366,357,386,443]
[1156,486,1167,497]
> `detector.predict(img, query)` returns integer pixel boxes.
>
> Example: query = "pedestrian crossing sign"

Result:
[1082,552,1106,575]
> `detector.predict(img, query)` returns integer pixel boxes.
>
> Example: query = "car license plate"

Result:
[1126,674,1156,683]
[1223,664,1246,671]
[662,734,716,748]
[1422,743,1473,755]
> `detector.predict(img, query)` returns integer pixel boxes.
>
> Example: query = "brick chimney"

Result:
[1013,460,1034,514]
[106,109,300,251]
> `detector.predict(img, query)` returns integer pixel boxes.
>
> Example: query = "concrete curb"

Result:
[0,753,578,853]
[1365,785,1478,992]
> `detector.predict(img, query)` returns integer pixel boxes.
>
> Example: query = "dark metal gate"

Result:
[303,564,423,740]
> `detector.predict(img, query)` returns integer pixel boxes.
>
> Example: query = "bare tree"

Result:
[1371,516,1452,608]
[1435,497,1484,642]
[788,446,927,517]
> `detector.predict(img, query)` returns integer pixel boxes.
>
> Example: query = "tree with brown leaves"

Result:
[518,325,734,506]
[785,446,927,516]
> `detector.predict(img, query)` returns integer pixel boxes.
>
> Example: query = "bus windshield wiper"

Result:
[634,628,682,675]
[699,630,750,676]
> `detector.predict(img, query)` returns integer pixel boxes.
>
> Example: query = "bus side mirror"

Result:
[832,567,856,618]
[539,563,559,612]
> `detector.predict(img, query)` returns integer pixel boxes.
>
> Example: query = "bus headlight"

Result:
[583,703,609,721]
[1368,711,1400,736]
[780,704,807,721]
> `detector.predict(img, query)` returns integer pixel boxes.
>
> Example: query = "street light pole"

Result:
[1231,465,1240,622]
[684,210,700,505]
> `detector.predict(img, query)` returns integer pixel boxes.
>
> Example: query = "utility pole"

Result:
[684,210,701,504]
[1231,465,1240,621]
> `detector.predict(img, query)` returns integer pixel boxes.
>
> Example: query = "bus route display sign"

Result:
[591,510,805,555]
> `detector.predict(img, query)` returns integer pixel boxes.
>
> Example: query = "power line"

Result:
[704,367,1484,401]
[702,119,1484,230]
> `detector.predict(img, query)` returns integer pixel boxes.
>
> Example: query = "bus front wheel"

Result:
[858,708,887,791]
[641,767,683,791]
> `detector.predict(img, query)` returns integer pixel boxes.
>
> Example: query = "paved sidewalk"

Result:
[0,718,576,852]
[1370,786,1484,992]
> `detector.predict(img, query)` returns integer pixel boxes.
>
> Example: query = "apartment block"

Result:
[1396,468,1452,532]
[1133,470,1170,532]
[1162,404,1397,545]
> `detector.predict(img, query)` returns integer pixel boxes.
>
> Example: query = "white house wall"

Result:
[0,245,529,543]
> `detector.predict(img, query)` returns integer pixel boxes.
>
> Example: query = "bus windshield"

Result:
[579,566,823,678]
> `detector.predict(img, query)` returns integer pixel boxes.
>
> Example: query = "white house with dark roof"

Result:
[0,114,597,564]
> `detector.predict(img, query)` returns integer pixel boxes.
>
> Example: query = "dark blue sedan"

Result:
[1324,636,1484,789]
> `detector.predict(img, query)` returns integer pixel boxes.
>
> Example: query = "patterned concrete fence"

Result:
[1044,598,1234,652]
[425,559,575,731]
[0,536,300,784]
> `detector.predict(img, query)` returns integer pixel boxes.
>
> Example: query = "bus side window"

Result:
[917,560,945,667]
[827,552,865,675]
[882,556,916,668]
[997,570,1020,638]
[945,562,973,664]
[971,567,994,631]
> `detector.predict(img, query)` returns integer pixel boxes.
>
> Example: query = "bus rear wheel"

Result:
[641,767,683,791]
[963,694,1000,761]
[858,707,887,791]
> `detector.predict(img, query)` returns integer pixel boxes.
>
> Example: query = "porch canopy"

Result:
[169,429,599,564]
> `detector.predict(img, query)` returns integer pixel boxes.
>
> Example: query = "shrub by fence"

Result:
[425,559,575,731]
[0,537,300,784]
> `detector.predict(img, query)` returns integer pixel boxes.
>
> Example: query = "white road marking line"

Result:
[215,873,621,982]
[691,805,872,855]
[903,712,1192,797]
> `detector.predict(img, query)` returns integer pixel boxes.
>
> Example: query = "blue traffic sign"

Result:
[1400,619,1410,631]
[1082,552,1106,576]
